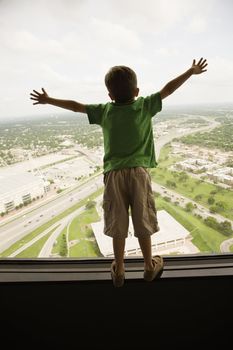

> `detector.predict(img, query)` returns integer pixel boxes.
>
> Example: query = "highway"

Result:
[1,116,230,256]
[155,116,220,159]
[151,182,233,226]
[0,174,103,253]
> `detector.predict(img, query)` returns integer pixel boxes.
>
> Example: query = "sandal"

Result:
[111,261,125,288]
[144,255,164,282]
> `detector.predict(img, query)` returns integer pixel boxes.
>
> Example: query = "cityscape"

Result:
[0,104,233,258]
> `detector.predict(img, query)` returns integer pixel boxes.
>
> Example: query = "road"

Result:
[1,116,231,256]
[38,205,85,257]
[0,173,103,253]
[220,238,233,253]
[8,178,233,257]
[155,117,220,159]
[153,116,233,252]
[10,193,104,258]
[151,182,233,253]
[151,182,233,224]
[9,221,63,257]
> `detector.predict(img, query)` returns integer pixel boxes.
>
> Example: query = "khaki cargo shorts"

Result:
[102,167,160,238]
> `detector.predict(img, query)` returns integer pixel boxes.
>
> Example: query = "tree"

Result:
[208,196,215,205]
[178,172,188,182]
[209,205,219,214]
[215,201,227,212]
[60,234,68,257]
[166,180,176,188]
[204,216,218,230]
[185,202,194,212]
[195,194,202,201]
[85,200,96,210]
[219,221,232,236]
[210,190,217,195]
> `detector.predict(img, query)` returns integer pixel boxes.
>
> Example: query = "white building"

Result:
[175,158,216,173]
[91,210,199,257]
[207,167,233,185]
[0,171,49,213]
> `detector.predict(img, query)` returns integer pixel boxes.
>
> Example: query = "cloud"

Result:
[91,18,142,50]
[154,47,180,58]
[0,0,232,118]
[188,16,207,34]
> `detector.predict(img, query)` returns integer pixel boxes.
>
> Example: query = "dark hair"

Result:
[104,65,137,103]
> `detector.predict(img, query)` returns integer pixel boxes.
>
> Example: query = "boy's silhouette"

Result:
[30,58,208,287]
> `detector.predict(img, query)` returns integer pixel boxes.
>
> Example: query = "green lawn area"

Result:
[48,205,103,258]
[68,206,102,257]
[14,226,59,258]
[151,144,233,221]
[51,226,67,255]
[229,245,233,253]
[155,195,230,253]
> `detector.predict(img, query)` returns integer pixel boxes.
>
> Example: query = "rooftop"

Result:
[92,210,197,256]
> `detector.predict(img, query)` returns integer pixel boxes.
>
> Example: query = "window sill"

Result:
[0,253,233,283]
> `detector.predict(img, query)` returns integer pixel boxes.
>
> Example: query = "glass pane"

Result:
[0,1,232,258]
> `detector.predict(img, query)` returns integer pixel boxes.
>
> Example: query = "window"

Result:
[0,0,233,260]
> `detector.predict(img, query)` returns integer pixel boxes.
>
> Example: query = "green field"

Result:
[51,226,67,255]
[15,226,59,258]
[151,144,233,221]
[155,195,230,253]
[51,206,102,257]
[68,206,102,257]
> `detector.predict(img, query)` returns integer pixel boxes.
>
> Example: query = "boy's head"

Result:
[104,65,139,103]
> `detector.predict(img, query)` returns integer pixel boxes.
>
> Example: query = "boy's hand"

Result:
[191,58,208,74]
[30,88,49,105]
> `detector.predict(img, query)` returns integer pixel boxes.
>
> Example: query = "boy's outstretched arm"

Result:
[159,58,208,100]
[30,88,86,113]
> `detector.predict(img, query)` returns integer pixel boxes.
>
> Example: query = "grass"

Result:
[14,226,59,258]
[155,195,230,253]
[68,206,102,257]
[51,206,102,258]
[51,226,67,255]
[69,238,101,258]
[0,187,103,257]
[69,207,99,240]
[151,144,233,221]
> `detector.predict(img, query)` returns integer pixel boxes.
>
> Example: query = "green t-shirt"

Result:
[86,92,162,173]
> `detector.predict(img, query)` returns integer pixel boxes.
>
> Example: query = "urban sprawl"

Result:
[0,105,233,258]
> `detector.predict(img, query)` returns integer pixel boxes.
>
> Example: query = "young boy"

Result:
[30,58,207,287]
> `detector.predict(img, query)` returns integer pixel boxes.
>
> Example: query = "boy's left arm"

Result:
[30,88,86,113]
[159,58,208,100]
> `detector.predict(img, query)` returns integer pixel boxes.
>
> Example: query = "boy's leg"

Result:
[138,235,164,281]
[137,235,154,271]
[113,237,126,275]
[129,167,163,280]
[103,169,130,285]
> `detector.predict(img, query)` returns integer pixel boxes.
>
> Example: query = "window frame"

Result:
[0,253,233,283]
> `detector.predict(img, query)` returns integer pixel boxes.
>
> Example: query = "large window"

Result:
[0,0,233,259]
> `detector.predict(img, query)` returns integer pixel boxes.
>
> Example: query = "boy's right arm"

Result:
[30,88,86,113]
[159,58,208,100]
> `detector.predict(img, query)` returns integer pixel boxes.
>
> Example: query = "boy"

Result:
[30,58,208,287]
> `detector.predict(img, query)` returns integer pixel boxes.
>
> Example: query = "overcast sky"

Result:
[0,0,233,119]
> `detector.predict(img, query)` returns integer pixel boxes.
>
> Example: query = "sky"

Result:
[0,0,233,119]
